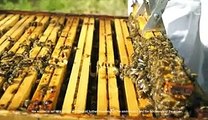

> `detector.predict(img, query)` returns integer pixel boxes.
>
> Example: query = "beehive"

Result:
[0,10,205,120]
[0,10,149,119]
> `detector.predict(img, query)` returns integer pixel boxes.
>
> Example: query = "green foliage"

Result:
[0,0,32,10]
[0,0,127,16]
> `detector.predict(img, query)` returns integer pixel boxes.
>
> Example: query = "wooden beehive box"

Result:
[0,10,203,120]
[0,10,164,120]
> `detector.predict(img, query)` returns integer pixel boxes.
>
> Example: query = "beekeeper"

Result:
[128,0,208,96]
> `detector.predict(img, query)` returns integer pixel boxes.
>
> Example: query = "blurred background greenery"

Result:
[0,0,127,16]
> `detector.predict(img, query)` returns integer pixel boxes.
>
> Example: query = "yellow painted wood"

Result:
[114,19,129,65]
[51,17,73,59]
[0,15,34,89]
[97,19,108,115]
[27,66,54,111]
[120,19,134,63]
[0,14,19,36]
[8,17,65,110]
[0,16,35,55]
[41,65,67,110]
[0,15,27,46]
[17,16,50,54]
[29,16,59,59]
[0,16,46,90]
[62,18,89,114]
[0,83,19,109]
[0,14,6,19]
[0,16,49,109]
[0,14,6,21]
[0,14,13,27]
[9,27,36,53]
[8,68,38,110]
[41,17,79,110]
[1,16,60,110]
[105,20,114,64]
[37,17,65,58]
[0,67,27,109]
[8,16,44,53]
[98,19,106,64]
[114,19,139,117]
[75,18,94,114]
[123,77,139,116]
[105,19,120,116]
[27,17,74,111]
[28,16,50,40]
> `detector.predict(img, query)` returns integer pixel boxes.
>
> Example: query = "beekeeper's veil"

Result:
[162,0,208,96]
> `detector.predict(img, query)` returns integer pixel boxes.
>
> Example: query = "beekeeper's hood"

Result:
[162,0,208,95]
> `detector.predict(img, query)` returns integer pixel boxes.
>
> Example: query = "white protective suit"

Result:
[128,0,208,95]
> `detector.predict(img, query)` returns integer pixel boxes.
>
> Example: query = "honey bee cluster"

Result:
[125,15,196,118]
[0,37,52,94]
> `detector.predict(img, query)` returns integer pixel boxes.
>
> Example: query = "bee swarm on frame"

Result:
[124,14,197,118]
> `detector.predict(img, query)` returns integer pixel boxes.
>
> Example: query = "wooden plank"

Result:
[97,19,108,115]
[114,19,129,65]
[0,14,6,21]
[41,17,79,110]
[37,17,65,58]
[0,16,56,109]
[0,15,35,92]
[27,17,74,112]
[51,17,74,59]
[8,16,44,53]
[17,16,50,54]
[0,16,47,90]
[105,20,115,64]
[29,16,59,59]
[0,14,19,36]
[0,15,27,47]
[74,18,94,113]
[98,19,106,64]
[0,66,28,109]
[0,16,49,109]
[62,18,89,114]
[27,66,54,112]
[114,19,139,117]
[105,19,120,116]
[120,19,134,63]
[0,14,13,27]
[8,25,37,53]
[28,16,50,40]
[0,16,35,56]
[7,17,65,110]
[7,67,38,110]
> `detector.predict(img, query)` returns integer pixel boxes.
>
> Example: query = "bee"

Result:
[3,82,9,91]
[60,45,71,50]
[48,86,56,93]
[1,51,15,60]
[126,14,196,118]
[39,84,48,96]
[23,99,31,108]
